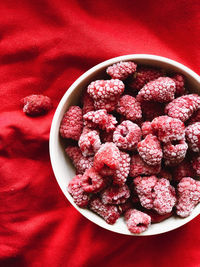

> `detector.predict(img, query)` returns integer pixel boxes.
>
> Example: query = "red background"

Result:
[1,0,200,266]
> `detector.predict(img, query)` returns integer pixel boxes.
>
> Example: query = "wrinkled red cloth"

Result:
[1,0,200,266]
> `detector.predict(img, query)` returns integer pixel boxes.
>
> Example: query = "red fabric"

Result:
[1,0,200,266]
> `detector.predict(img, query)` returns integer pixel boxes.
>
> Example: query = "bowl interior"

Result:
[50,54,200,236]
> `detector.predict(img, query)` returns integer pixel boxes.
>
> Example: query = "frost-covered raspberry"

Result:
[87,78,124,112]
[101,184,130,205]
[60,106,83,140]
[89,196,120,224]
[68,175,89,207]
[125,209,151,234]
[163,140,188,166]
[171,73,186,96]
[116,95,142,121]
[65,146,93,174]
[115,151,131,185]
[93,142,120,173]
[129,66,163,91]
[141,121,154,138]
[153,178,176,214]
[87,79,125,100]
[172,160,195,182]
[73,156,94,175]
[134,176,176,214]
[192,156,200,176]
[94,96,119,112]
[176,177,200,217]
[133,176,158,209]
[186,122,200,152]
[144,209,173,223]
[106,61,137,80]
[137,134,163,166]
[141,101,165,121]
[83,109,117,133]
[113,120,141,150]
[151,115,185,143]
[78,128,101,157]
[21,94,52,116]
[165,94,200,122]
[136,77,176,103]
[129,154,161,177]
[81,168,106,193]
[82,92,95,114]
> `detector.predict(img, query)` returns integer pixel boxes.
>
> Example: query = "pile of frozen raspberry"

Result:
[60,61,200,234]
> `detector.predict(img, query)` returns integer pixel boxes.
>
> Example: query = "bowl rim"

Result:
[49,54,200,236]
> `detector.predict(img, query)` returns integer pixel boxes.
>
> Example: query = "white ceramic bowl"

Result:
[49,54,200,236]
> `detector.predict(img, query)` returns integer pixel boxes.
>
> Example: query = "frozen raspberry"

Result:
[163,140,188,166]
[165,94,200,122]
[125,209,151,234]
[137,134,163,166]
[113,120,141,150]
[136,77,175,103]
[93,142,120,173]
[89,196,120,224]
[171,73,186,96]
[94,96,119,112]
[141,122,154,138]
[65,146,93,174]
[176,177,200,217]
[129,154,161,177]
[141,101,165,121]
[172,160,195,182]
[186,122,200,152]
[133,176,158,209]
[78,128,101,157]
[134,176,176,214]
[153,178,176,214]
[83,109,117,133]
[118,200,133,214]
[188,109,200,125]
[21,94,52,116]
[68,175,89,207]
[116,95,142,121]
[87,79,124,100]
[100,130,114,143]
[151,116,185,143]
[81,168,106,193]
[60,106,83,140]
[101,184,130,205]
[75,157,94,174]
[72,156,93,175]
[115,151,131,185]
[192,156,200,176]
[129,66,163,91]
[144,209,173,223]
[106,61,137,80]
[82,92,94,114]
[157,168,173,181]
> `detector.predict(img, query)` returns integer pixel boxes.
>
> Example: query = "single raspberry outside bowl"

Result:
[50,54,200,236]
